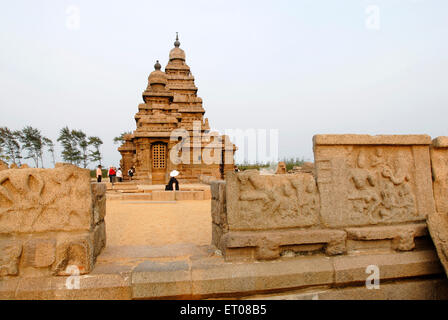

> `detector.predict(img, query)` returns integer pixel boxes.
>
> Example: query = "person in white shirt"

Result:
[96,165,102,183]
[116,167,123,182]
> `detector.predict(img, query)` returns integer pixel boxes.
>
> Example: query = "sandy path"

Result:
[105,200,212,247]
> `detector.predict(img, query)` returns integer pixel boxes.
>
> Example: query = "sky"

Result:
[1,0,447,167]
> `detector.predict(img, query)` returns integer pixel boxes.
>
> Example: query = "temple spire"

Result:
[174,32,180,48]
[154,60,161,70]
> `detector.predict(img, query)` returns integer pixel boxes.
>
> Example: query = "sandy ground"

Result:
[105,199,212,247]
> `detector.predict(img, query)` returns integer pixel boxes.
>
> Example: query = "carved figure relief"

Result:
[231,170,320,229]
[0,166,92,233]
[347,148,417,224]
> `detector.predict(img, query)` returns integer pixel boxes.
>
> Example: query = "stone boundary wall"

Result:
[212,135,448,264]
[0,164,106,278]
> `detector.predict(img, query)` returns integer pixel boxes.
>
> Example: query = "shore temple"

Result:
[118,34,236,184]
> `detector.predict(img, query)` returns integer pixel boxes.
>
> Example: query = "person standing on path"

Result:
[117,167,123,182]
[96,165,103,183]
[108,166,116,184]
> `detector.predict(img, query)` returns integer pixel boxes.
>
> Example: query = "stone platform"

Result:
[106,183,211,201]
[1,241,446,299]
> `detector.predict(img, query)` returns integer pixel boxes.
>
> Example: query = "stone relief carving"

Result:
[0,165,92,233]
[227,170,320,230]
[347,148,417,224]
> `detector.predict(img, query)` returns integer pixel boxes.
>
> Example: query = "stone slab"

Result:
[131,260,191,299]
[333,249,443,285]
[314,135,435,228]
[151,191,176,201]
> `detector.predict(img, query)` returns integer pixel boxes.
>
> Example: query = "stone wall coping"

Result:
[313,134,431,146]
[432,136,448,148]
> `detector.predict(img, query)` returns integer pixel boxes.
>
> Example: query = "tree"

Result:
[57,126,81,166]
[18,126,46,168]
[0,127,22,165]
[113,131,132,144]
[0,133,6,162]
[43,137,55,167]
[88,136,103,165]
[72,130,89,168]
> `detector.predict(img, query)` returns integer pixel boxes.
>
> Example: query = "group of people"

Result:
[94,165,179,191]
[95,165,135,183]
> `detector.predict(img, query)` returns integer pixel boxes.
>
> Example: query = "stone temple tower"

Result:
[118,34,236,184]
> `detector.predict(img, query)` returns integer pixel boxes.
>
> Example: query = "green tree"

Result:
[88,136,103,165]
[0,127,22,165]
[113,131,132,144]
[0,133,6,162]
[57,126,81,166]
[72,130,89,168]
[43,137,55,167]
[18,126,47,168]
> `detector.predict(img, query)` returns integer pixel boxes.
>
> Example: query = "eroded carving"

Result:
[347,148,417,224]
[0,165,92,233]
[228,170,320,230]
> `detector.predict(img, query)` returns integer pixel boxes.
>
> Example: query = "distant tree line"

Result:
[0,125,103,168]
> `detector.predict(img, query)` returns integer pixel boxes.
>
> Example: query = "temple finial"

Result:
[154,60,161,70]
[174,32,180,48]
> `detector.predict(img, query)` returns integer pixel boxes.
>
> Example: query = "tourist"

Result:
[165,170,179,191]
[234,165,240,172]
[128,167,134,181]
[96,165,102,183]
[116,167,123,182]
[108,166,116,184]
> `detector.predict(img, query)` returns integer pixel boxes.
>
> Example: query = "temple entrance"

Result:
[152,142,167,184]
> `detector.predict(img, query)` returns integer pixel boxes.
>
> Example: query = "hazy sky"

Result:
[1,0,447,167]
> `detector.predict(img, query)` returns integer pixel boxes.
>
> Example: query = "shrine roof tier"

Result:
[137,103,180,111]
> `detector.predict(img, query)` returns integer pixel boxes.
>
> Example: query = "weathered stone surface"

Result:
[132,260,191,299]
[0,165,93,234]
[151,191,175,201]
[245,278,448,300]
[92,221,106,258]
[53,236,94,275]
[313,134,431,146]
[220,229,346,261]
[276,162,286,174]
[345,223,427,252]
[333,249,442,285]
[0,160,8,171]
[91,182,106,224]
[0,240,22,276]
[226,171,320,230]
[427,137,448,276]
[175,191,204,200]
[191,256,334,297]
[314,134,435,228]
[22,239,56,268]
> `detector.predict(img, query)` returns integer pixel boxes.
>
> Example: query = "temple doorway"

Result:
[152,142,167,184]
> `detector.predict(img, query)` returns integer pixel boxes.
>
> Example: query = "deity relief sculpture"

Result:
[228,170,320,230]
[347,148,417,224]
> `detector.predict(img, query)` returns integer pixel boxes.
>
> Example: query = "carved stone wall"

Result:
[314,135,434,228]
[0,164,106,277]
[427,137,448,276]
[213,135,437,262]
